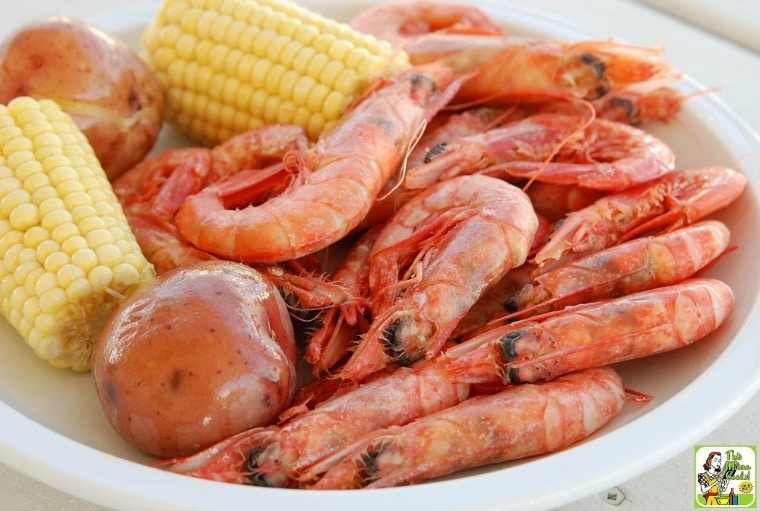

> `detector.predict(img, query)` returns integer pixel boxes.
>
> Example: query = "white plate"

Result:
[1,1,759,510]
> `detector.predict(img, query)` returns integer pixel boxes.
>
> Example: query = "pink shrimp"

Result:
[174,63,467,263]
[348,1,505,46]
[404,33,675,102]
[404,113,676,191]
[309,366,625,489]
[112,125,310,274]
[444,278,734,386]
[592,85,686,126]
[503,220,731,321]
[157,361,470,487]
[534,166,747,265]
[337,174,538,381]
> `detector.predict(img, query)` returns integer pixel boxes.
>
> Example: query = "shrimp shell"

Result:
[175,64,465,263]
[338,174,538,381]
[445,278,735,385]
[309,366,625,489]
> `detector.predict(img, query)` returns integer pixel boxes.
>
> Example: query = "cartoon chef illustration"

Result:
[698,451,730,505]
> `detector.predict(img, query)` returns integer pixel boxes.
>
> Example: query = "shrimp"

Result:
[174,63,467,263]
[503,220,731,321]
[337,174,538,381]
[158,361,470,487]
[304,226,381,374]
[534,166,747,265]
[444,278,734,386]
[592,85,686,126]
[113,124,310,274]
[348,1,505,46]
[309,366,625,489]
[404,113,676,191]
[404,33,674,102]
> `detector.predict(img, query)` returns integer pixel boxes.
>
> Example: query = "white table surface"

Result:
[1,1,758,510]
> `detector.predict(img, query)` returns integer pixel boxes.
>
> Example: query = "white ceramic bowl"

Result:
[1,1,759,510]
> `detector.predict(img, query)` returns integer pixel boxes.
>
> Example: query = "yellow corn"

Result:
[141,0,410,143]
[0,97,155,371]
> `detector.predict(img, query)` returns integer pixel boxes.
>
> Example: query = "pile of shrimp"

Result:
[115,1,747,490]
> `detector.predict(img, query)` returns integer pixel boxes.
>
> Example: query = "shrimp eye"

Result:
[382,319,416,366]
[424,142,449,163]
[503,296,519,312]
[408,73,437,99]
[360,444,387,480]
[580,53,606,79]
[499,330,524,361]
[245,447,274,487]
[609,97,638,124]
[506,366,523,385]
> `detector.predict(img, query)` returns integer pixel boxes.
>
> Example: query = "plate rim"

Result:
[1,2,759,510]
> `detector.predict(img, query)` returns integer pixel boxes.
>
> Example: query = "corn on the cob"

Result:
[141,0,410,143]
[0,97,155,371]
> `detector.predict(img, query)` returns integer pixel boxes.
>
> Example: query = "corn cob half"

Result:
[0,97,155,371]
[141,0,410,143]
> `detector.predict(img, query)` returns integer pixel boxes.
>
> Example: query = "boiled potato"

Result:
[0,16,164,179]
[91,261,298,458]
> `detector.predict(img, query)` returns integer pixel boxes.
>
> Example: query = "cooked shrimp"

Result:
[504,220,731,321]
[404,113,676,191]
[158,361,469,487]
[592,85,686,126]
[534,166,747,264]
[309,366,625,489]
[444,278,735,385]
[174,64,466,263]
[348,1,505,46]
[337,174,538,381]
[113,125,310,273]
[404,33,674,102]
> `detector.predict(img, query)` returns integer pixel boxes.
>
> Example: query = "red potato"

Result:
[0,16,164,180]
[91,261,298,458]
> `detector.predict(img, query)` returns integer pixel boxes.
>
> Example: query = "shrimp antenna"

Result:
[378,119,427,201]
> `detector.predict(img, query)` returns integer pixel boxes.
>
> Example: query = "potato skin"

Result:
[91,261,298,458]
[0,17,164,179]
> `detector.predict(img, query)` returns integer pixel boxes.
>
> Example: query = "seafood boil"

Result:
[0,0,752,496]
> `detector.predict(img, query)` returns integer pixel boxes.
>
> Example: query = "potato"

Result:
[0,16,164,180]
[91,261,298,458]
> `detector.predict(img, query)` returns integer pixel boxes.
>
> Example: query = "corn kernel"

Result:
[39,287,67,314]
[71,247,98,272]
[88,265,114,290]
[9,202,40,232]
